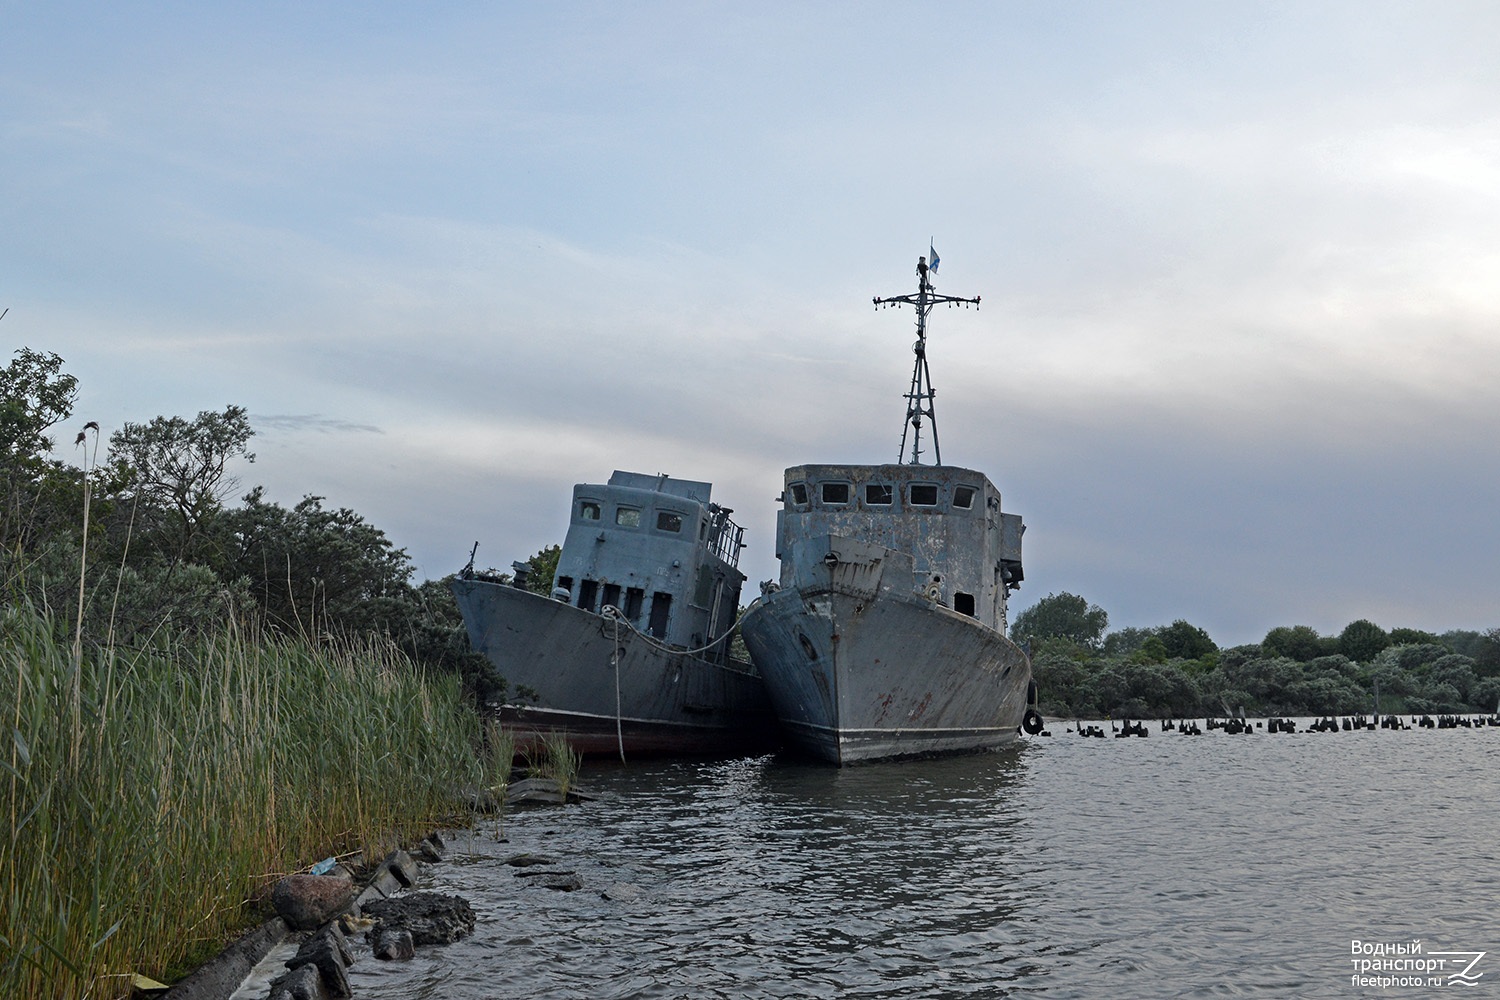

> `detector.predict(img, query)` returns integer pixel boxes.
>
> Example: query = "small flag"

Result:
[929,243,940,273]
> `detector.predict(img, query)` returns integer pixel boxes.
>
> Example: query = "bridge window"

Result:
[625,587,645,622]
[602,583,621,610]
[909,483,939,507]
[578,579,599,612]
[579,501,601,520]
[656,511,684,532]
[615,507,641,528]
[821,482,850,505]
[789,482,808,505]
[954,592,976,616]
[953,485,976,509]
[865,484,893,506]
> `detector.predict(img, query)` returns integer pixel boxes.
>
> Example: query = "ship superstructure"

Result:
[741,253,1037,763]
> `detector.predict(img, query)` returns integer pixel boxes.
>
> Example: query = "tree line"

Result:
[1,347,502,701]
[1010,591,1500,719]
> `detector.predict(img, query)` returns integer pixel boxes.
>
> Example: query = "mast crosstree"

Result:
[873,253,980,465]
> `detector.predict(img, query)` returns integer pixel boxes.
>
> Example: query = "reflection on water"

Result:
[346,724,1499,999]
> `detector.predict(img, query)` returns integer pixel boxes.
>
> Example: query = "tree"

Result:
[107,405,254,562]
[0,348,81,554]
[1010,592,1108,649]
[222,489,412,635]
[1392,627,1444,647]
[523,544,562,595]
[1101,626,1153,656]
[1158,619,1217,660]
[1261,625,1324,662]
[1337,619,1390,662]
[0,348,78,467]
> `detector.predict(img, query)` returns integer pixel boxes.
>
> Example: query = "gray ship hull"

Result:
[741,538,1031,765]
[451,577,778,757]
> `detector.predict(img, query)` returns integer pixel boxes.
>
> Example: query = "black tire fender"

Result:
[1022,708,1044,735]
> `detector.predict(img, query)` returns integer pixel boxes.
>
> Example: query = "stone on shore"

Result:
[370,925,416,961]
[362,892,477,946]
[272,874,356,931]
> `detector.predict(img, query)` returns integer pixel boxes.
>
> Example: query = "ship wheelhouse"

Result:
[774,463,1023,634]
[552,471,745,658]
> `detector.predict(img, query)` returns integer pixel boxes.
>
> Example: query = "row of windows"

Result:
[788,481,978,511]
[580,500,693,535]
[558,576,674,636]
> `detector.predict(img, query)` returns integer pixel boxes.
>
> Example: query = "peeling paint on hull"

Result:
[742,577,1030,765]
[451,578,779,757]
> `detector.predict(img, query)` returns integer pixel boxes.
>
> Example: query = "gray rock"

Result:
[383,849,420,888]
[371,925,415,961]
[502,852,558,867]
[272,875,355,931]
[505,783,568,805]
[362,892,476,946]
[514,867,576,878]
[284,929,352,999]
[268,963,325,1000]
[528,873,584,892]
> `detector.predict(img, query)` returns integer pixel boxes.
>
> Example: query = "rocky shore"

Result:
[160,777,597,1000]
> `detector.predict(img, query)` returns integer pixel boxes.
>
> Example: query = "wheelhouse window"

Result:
[789,482,809,505]
[579,501,601,520]
[615,506,641,527]
[865,484,893,506]
[953,485,976,509]
[656,511,684,533]
[820,482,851,505]
[909,483,939,507]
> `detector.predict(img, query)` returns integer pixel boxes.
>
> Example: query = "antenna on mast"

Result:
[872,250,980,465]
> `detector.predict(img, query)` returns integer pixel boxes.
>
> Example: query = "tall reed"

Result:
[1,602,495,1000]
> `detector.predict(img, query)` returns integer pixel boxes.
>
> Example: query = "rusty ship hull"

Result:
[451,577,778,757]
[741,533,1030,764]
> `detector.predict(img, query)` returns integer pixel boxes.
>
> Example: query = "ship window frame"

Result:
[864,483,894,506]
[656,510,684,533]
[953,485,976,510]
[788,482,809,506]
[578,500,601,521]
[615,506,642,528]
[820,481,851,506]
[909,483,940,507]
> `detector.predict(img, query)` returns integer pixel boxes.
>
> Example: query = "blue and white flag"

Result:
[929,243,940,273]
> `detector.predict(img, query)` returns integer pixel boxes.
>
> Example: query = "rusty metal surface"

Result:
[452,470,775,757]
[451,577,778,756]
[742,461,1032,764]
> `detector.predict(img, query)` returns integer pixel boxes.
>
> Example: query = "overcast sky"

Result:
[5,2,1498,647]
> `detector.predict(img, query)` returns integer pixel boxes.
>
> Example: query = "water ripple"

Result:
[346,723,1499,997]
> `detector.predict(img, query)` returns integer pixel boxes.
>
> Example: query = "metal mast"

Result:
[873,254,980,465]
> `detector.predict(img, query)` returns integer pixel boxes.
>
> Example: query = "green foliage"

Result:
[1011,591,1108,649]
[1100,626,1153,657]
[1261,624,1326,662]
[1,601,500,1000]
[106,405,255,563]
[222,489,412,634]
[1158,619,1217,660]
[0,349,82,561]
[1337,619,1390,662]
[523,543,562,595]
[1390,627,1443,647]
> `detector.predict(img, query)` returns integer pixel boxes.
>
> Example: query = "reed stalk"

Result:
[0,602,500,1000]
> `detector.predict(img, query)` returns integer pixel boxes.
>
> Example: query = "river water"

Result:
[345,720,1498,998]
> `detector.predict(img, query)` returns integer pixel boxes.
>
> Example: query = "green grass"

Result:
[2,602,497,1000]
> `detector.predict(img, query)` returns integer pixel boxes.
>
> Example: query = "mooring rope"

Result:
[600,601,757,658]
[612,612,625,764]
